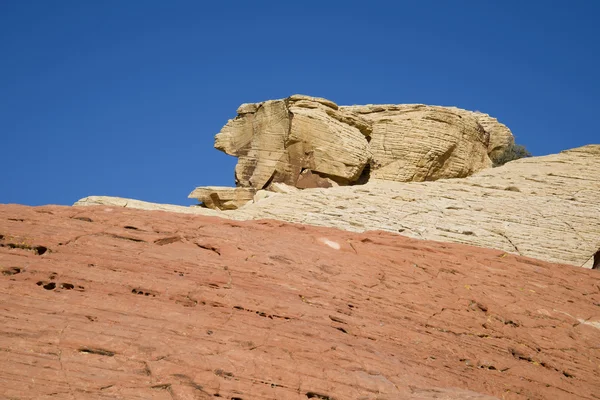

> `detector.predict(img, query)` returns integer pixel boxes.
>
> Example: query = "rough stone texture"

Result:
[214,95,513,189]
[76,145,600,268]
[215,95,371,189]
[188,186,256,210]
[470,111,515,159]
[253,189,279,204]
[74,196,223,217]
[2,204,599,399]
[340,104,515,160]
[269,182,301,194]
[231,145,600,267]
[340,104,492,181]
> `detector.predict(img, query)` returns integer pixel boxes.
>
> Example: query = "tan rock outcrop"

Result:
[74,195,222,216]
[187,186,255,210]
[76,145,600,268]
[214,95,514,189]
[341,104,492,181]
[215,95,371,189]
[268,182,301,194]
[470,111,515,159]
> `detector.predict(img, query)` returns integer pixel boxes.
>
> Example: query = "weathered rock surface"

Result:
[1,204,599,399]
[215,95,371,189]
[339,104,514,160]
[214,95,513,189]
[468,110,515,160]
[340,104,492,182]
[188,186,255,210]
[74,195,223,216]
[77,145,600,268]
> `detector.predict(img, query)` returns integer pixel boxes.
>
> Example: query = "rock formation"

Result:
[215,95,372,189]
[187,186,255,210]
[340,104,496,182]
[213,95,513,191]
[78,145,600,268]
[2,204,599,399]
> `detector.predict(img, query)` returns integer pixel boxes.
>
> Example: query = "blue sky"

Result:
[1,1,598,206]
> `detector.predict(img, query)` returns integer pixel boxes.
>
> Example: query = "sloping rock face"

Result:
[77,145,600,268]
[75,195,223,216]
[215,95,512,190]
[226,145,600,267]
[1,204,599,399]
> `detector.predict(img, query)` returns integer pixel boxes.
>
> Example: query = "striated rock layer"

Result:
[214,95,513,190]
[77,145,600,268]
[340,104,495,182]
[215,95,372,189]
[188,186,255,210]
[1,204,599,399]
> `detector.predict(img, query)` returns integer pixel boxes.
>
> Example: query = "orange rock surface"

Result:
[1,204,598,399]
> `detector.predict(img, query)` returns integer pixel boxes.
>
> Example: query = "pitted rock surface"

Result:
[1,204,599,399]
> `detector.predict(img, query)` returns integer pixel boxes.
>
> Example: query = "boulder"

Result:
[295,169,339,189]
[341,104,492,181]
[215,95,371,189]
[187,186,255,210]
[215,95,514,189]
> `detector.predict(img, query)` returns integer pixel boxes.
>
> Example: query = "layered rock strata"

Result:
[1,204,599,399]
[76,145,600,268]
[213,95,514,193]
[188,186,255,210]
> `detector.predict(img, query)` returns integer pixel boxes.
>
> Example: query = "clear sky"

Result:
[1,1,598,206]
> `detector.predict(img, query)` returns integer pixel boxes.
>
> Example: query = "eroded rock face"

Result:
[230,145,600,268]
[77,145,600,267]
[215,95,371,189]
[187,186,255,210]
[342,104,492,181]
[1,205,599,399]
[470,110,515,160]
[215,95,514,189]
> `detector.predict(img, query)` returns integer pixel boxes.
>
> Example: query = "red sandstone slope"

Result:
[0,204,599,400]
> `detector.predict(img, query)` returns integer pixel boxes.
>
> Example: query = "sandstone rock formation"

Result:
[2,204,599,399]
[467,110,515,160]
[188,186,255,210]
[75,195,223,216]
[214,95,513,190]
[341,104,494,182]
[215,95,372,189]
[76,145,600,268]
